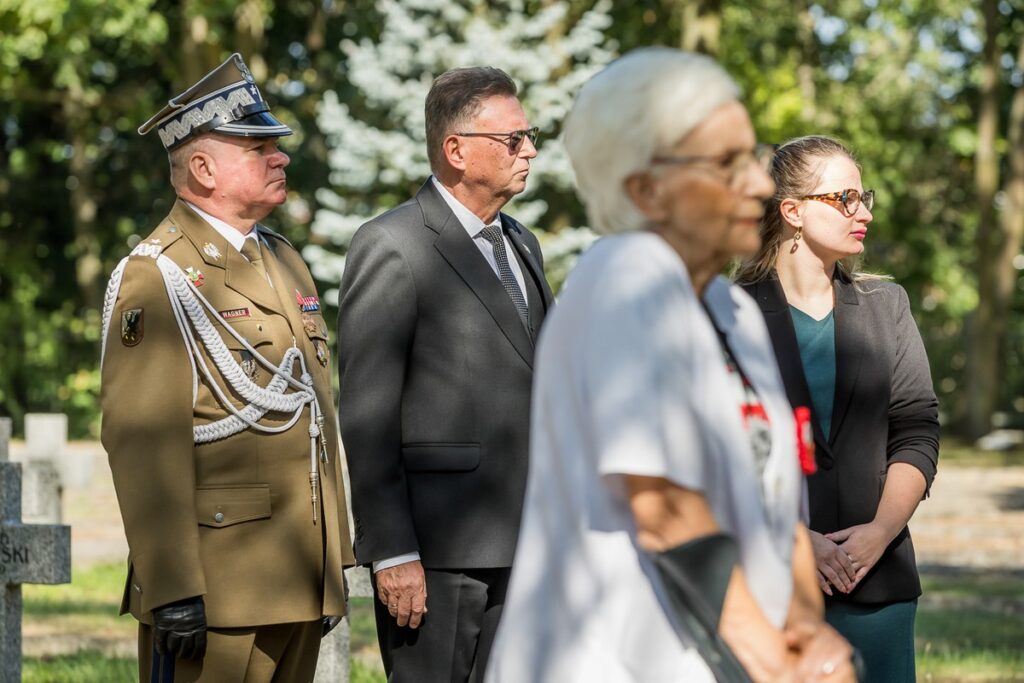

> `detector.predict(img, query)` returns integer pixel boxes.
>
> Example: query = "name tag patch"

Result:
[219,307,251,320]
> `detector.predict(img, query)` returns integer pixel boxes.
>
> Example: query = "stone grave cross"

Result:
[0,417,71,682]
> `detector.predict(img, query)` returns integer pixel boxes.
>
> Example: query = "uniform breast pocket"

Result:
[215,318,275,378]
[196,484,272,528]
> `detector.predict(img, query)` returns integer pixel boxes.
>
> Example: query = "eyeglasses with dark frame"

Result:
[650,143,777,185]
[454,127,540,152]
[802,188,875,215]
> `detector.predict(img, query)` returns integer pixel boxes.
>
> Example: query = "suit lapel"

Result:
[829,270,865,443]
[420,182,535,368]
[170,201,287,317]
[747,276,836,465]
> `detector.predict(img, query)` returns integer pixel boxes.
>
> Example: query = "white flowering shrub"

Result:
[308,0,616,302]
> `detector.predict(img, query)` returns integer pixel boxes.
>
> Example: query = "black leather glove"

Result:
[152,596,207,660]
[322,615,343,638]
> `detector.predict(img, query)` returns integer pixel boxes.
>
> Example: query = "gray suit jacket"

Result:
[337,180,554,569]
[743,268,939,604]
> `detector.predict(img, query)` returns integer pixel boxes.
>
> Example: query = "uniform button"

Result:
[214,512,225,523]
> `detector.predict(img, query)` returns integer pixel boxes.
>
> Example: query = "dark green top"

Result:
[790,306,837,438]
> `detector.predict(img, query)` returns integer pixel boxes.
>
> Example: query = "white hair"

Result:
[563,48,741,235]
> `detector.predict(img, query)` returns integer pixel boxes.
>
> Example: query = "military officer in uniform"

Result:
[100,53,354,682]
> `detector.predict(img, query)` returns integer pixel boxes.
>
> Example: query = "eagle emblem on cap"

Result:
[235,55,255,83]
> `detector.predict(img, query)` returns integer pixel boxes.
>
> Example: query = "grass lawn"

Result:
[20,547,1023,682]
[937,440,1024,467]
[23,562,386,683]
[917,570,1024,682]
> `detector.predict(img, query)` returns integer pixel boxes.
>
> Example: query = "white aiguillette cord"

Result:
[102,251,327,524]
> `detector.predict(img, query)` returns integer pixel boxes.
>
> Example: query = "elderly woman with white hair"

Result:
[485,49,856,683]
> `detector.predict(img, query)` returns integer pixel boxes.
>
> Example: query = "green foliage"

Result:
[1,0,1023,435]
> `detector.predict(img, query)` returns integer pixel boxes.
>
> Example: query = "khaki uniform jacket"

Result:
[101,200,354,628]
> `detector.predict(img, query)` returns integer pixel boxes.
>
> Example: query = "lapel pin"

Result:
[203,242,222,261]
[185,267,206,287]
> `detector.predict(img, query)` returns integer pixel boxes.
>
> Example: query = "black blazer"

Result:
[337,180,554,570]
[742,269,939,604]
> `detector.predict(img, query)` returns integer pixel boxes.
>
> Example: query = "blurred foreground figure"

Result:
[737,135,939,681]
[487,48,856,682]
[336,66,553,682]
[100,53,353,683]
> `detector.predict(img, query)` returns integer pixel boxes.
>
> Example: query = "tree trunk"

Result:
[181,1,215,87]
[963,0,1002,439]
[797,3,818,124]
[677,0,722,56]
[62,93,102,311]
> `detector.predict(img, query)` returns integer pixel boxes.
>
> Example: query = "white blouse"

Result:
[486,232,802,683]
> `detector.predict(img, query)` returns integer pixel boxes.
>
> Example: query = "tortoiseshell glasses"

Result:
[802,188,875,215]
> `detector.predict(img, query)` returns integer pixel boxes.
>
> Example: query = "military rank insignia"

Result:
[295,290,321,312]
[121,308,144,347]
[185,267,205,287]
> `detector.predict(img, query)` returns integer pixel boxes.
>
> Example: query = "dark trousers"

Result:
[138,620,322,683]
[372,567,510,683]
[825,599,918,683]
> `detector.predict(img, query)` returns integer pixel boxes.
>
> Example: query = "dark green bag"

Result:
[651,533,754,683]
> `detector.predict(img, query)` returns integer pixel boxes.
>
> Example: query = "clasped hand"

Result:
[810,523,889,595]
[784,620,857,682]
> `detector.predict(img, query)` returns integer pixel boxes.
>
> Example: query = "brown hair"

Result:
[424,66,518,172]
[735,135,876,284]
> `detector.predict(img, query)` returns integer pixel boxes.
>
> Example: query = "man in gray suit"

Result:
[336,67,554,682]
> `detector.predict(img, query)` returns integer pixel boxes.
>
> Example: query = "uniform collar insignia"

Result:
[203,242,222,261]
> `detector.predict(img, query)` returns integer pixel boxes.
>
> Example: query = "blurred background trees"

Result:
[1,0,1021,441]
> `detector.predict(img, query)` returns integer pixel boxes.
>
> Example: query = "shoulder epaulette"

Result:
[130,218,185,258]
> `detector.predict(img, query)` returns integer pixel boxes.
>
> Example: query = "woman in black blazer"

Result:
[736,136,939,682]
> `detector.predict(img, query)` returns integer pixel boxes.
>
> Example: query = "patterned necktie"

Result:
[479,224,529,326]
[241,237,272,287]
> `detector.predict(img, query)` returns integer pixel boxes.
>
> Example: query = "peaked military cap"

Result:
[138,53,292,150]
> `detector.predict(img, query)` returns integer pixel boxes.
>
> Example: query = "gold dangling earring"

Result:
[790,225,802,253]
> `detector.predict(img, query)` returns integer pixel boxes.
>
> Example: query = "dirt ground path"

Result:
[912,465,1024,570]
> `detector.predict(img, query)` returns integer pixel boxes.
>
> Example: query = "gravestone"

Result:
[0,417,72,683]
[21,414,67,524]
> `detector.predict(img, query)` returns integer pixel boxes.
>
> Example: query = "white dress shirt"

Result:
[185,201,270,286]
[430,176,528,303]
[184,200,261,254]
